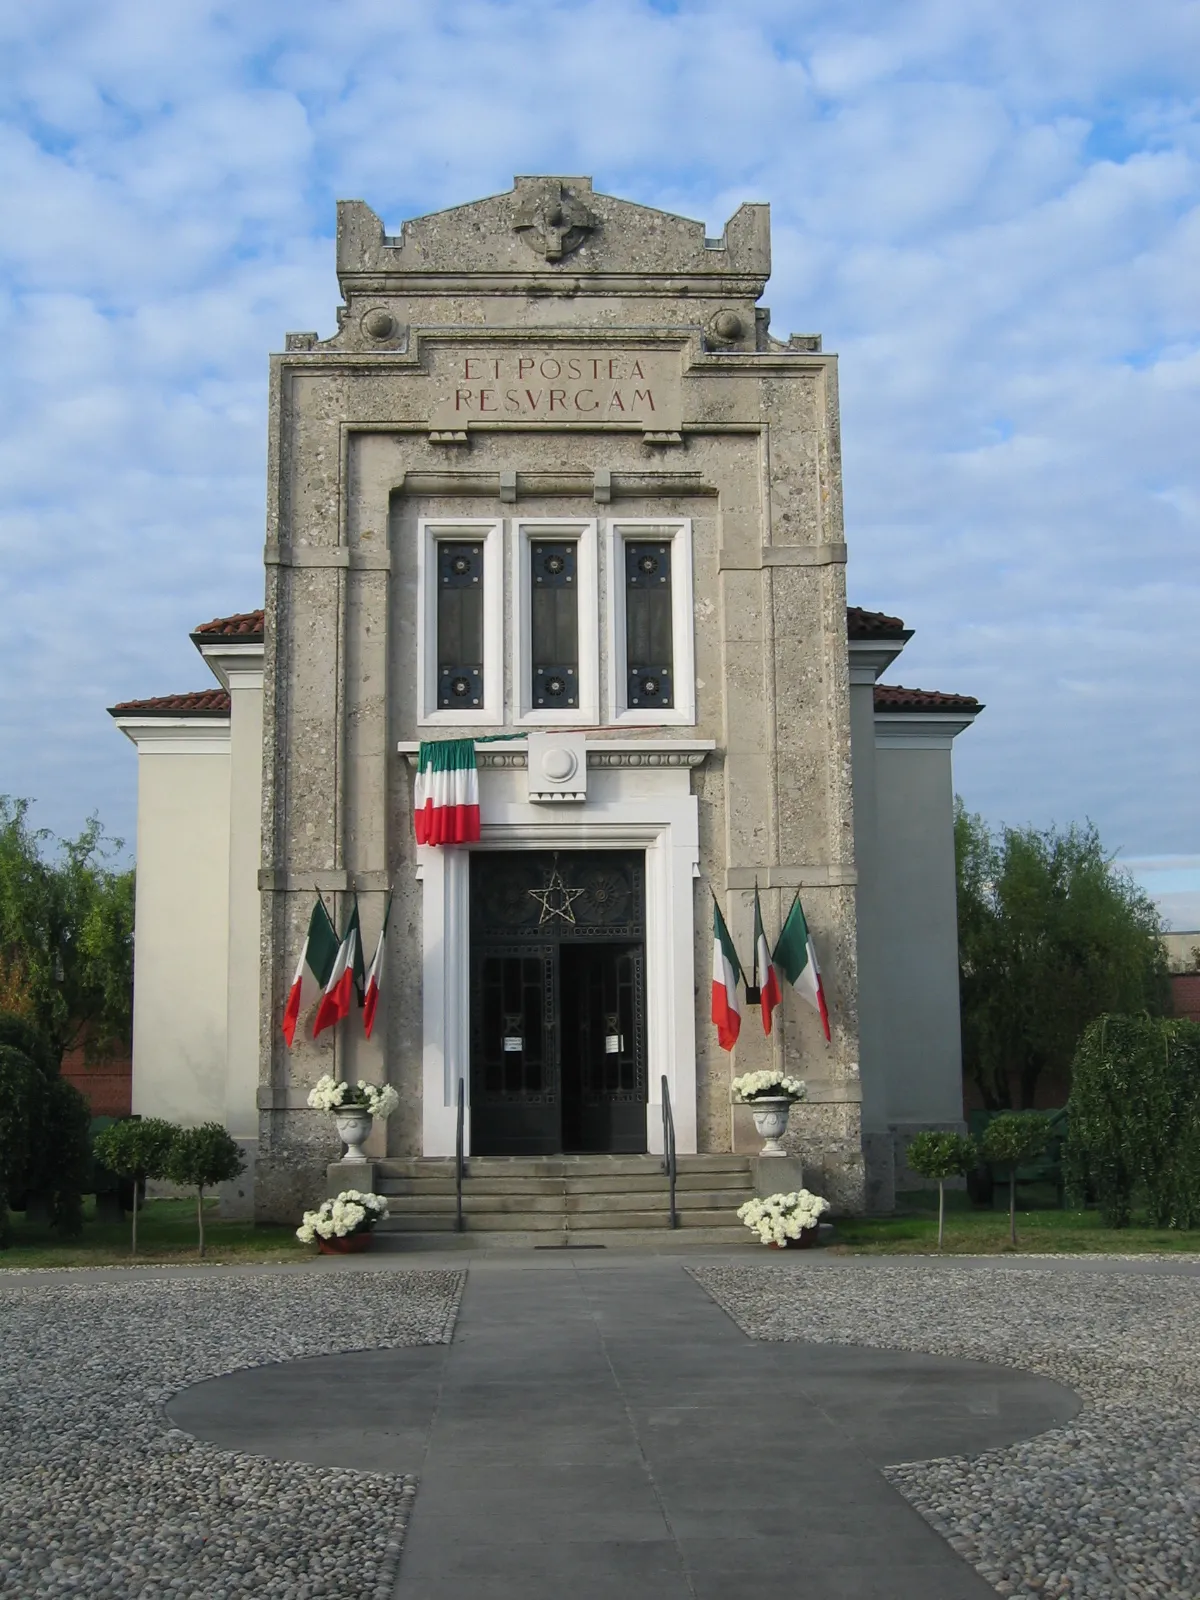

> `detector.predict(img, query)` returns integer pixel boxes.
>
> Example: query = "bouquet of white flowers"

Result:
[307,1076,401,1119]
[731,1071,807,1103]
[296,1189,389,1244]
[736,1189,830,1246]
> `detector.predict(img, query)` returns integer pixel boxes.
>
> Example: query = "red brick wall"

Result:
[59,1035,132,1117]
[1171,973,1200,1024]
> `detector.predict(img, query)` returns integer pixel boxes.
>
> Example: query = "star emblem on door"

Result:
[529,862,586,925]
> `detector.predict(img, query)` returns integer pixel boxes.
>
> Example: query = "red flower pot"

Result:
[316,1231,373,1255]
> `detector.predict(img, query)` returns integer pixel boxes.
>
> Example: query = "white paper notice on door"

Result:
[605,1035,623,1054]
[503,1036,523,1052]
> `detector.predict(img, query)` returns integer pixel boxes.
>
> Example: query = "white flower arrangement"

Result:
[307,1076,401,1119]
[737,1189,830,1246]
[731,1071,807,1103]
[296,1189,389,1244]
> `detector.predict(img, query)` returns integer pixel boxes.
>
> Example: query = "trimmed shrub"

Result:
[906,1131,977,1250]
[93,1117,179,1254]
[164,1123,244,1257]
[1068,1014,1200,1229]
[980,1112,1053,1245]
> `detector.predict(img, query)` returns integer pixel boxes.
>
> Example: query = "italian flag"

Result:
[362,891,392,1040]
[754,886,782,1035]
[711,898,743,1051]
[414,739,481,846]
[313,898,364,1037]
[282,899,340,1047]
[773,893,831,1041]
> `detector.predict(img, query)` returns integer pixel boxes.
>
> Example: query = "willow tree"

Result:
[955,804,1169,1110]
[0,798,134,1066]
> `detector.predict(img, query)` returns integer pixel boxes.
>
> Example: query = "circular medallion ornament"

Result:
[640,677,660,697]
[637,554,659,575]
[361,308,397,341]
[450,676,471,697]
[544,554,565,575]
[542,747,577,782]
[707,308,744,344]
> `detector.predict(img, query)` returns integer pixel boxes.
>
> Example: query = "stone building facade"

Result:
[111,178,981,1220]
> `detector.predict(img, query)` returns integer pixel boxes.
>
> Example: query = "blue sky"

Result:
[1,1,1198,918]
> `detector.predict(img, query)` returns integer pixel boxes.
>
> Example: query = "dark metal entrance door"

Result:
[560,943,646,1154]
[469,851,647,1156]
[471,947,558,1155]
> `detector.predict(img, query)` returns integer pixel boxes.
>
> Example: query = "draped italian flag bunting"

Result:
[773,893,831,1041]
[313,898,364,1037]
[711,898,743,1051]
[414,739,480,846]
[282,899,340,1047]
[754,885,782,1035]
[362,891,392,1040]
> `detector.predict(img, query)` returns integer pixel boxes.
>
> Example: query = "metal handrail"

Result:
[455,1077,466,1233]
[661,1073,678,1228]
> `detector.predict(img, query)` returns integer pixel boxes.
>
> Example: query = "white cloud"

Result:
[0,0,1197,856]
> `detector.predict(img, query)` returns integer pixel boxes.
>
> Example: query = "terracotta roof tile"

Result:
[847,605,910,639]
[191,609,264,641]
[874,684,982,713]
[108,689,231,717]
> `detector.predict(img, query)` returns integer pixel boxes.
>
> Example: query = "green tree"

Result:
[980,1112,1053,1245]
[0,1044,37,1246]
[0,798,135,1067]
[93,1118,179,1255]
[1068,1015,1200,1229]
[906,1131,977,1249]
[0,1021,91,1242]
[163,1124,244,1257]
[955,804,1168,1110]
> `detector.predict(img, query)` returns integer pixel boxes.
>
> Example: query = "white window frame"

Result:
[511,517,599,726]
[417,517,504,727]
[605,517,696,726]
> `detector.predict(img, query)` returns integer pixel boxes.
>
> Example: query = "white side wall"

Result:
[870,732,965,1128]
[224,674,264,1142]
[128,731,232,1125]
[849,677,888,1135]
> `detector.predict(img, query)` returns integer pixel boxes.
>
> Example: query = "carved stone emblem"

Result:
[512,180,596,262]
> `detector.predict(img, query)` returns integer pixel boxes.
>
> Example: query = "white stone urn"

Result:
[333,1106,373,1162]
[749,1097,793,1157]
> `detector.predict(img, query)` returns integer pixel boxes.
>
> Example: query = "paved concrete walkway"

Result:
[167,1259,1078,1599]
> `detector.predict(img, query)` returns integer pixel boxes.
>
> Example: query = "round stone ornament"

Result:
[542,747,578,782]
[361,307,397,341]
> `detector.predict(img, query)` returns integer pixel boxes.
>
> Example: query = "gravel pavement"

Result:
[692,1260,1200,1600]
[0,1269,463,1600]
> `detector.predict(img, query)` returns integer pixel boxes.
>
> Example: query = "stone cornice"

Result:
[397,738,714,770]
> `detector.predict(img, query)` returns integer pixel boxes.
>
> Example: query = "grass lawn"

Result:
[832,1184,1200,1255]
[0,1197,309,1269]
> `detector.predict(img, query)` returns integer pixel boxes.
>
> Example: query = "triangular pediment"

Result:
[337,177,769,290]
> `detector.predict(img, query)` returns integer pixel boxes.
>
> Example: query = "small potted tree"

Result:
[980,1112,1052,1246]
[92,1117,179,1255]
[905,1130,977,1250]
[731,1071,807,1155]
[163,1123,245,1258]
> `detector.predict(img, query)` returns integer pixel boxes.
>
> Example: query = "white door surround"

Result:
[405,740,711,1157]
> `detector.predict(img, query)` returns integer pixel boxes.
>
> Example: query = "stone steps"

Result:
[372,1225,755,1251]
[371,1153,756,1244]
